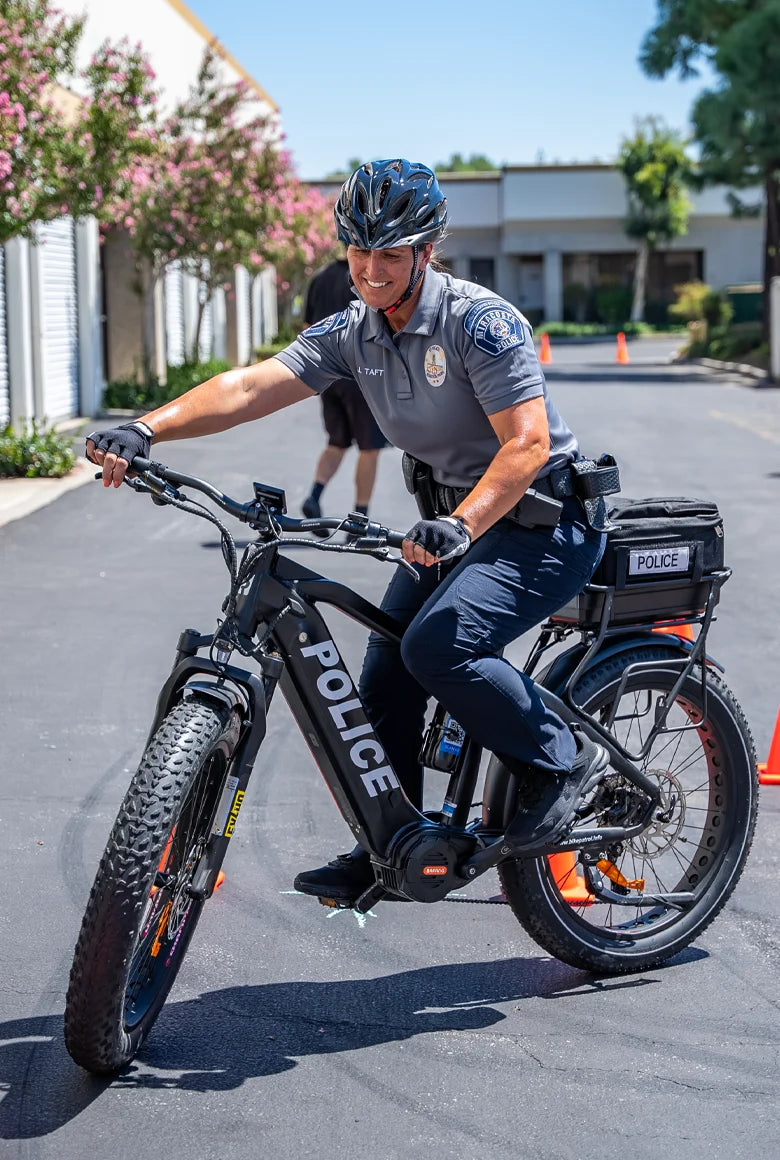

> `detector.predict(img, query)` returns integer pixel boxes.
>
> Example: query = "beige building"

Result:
[313,165,763,327]
[0,0,279,429]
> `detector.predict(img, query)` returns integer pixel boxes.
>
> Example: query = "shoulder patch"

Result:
[464,299,526,357]
[301,309,351,338]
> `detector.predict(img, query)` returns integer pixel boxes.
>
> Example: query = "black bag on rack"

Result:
[592,497,725,587]
[551,497,725,628]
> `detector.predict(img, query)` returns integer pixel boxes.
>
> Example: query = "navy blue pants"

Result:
[358,496,605,809]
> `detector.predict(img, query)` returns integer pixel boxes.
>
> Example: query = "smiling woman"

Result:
[85,156,620,908]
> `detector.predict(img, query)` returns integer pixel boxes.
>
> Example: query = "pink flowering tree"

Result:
[252,176,342,336]
[0,1,158,243]
[111,49,285,363]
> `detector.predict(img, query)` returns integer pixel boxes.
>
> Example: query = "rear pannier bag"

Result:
[552,497,725,627]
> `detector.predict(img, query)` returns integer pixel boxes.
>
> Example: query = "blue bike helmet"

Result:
[334,159,448,250]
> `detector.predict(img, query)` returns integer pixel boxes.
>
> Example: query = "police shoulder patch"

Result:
[301,309,351,338]
[464,299,526,357]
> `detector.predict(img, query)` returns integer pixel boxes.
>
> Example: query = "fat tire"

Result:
[499,648,758,975]
[64,698,239,1073]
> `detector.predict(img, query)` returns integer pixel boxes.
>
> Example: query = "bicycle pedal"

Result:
[316,895,352,910]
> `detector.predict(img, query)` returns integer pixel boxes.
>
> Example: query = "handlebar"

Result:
[128,456,408,549]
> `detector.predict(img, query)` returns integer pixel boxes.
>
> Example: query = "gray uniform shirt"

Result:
[275,268,579,488]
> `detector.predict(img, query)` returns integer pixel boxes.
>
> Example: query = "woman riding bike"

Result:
[87,157,616,908]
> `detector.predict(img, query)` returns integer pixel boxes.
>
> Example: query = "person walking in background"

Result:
[301,250,387,524]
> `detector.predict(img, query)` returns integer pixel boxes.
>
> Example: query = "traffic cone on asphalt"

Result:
[548,853,593,904]
[616,332,630,364]
[539,332,552,365]
[758,709,780,785]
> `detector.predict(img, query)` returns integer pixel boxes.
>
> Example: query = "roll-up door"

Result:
[0,247,9,427]
[165,261,185,366]
[39,217,78,420]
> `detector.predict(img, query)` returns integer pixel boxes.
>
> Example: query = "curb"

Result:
[676,356,775,385]
[0,456,95,530]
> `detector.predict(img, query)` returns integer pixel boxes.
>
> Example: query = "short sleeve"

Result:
[274,310,353,394]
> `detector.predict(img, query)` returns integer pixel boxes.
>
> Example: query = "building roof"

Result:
[164,0,277,110]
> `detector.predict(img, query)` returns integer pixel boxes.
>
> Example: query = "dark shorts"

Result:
[322,380,388,451]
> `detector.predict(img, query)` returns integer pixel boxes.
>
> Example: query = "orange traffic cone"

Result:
[548,852,593,904]
[616,331,630,365]
[539,332,552,365]
[654,622,695,642]
[758,709,780,785]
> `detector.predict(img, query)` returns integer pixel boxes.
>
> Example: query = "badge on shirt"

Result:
[464,300,526,357]
[424,344,447,386]
[301,309,351,338]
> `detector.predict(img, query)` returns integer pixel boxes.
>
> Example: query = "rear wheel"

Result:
[500,647,758,974]
[64,698,241,1073]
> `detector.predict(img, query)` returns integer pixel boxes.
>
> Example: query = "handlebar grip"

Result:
[131,456,153,473]
[386,529,407,548]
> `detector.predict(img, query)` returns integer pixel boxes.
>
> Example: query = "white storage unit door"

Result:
[165,262,186,366]
[198,292,213,361]
[39,217,79,420]
[0,247,9,427]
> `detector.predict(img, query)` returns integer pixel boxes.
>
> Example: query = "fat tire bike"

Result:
[64,457,758,1074]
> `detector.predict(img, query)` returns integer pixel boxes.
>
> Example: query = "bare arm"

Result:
[402,395,550,567]
[88,357,315,486]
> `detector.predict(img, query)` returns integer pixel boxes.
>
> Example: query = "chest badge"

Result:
[424,344,447,387]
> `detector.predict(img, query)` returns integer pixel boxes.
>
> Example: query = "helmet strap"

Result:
[381,245,423,316]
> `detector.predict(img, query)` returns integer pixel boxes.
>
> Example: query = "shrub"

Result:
[669,281,732,329]
[0,420,76,478]
[594,286,633,327]
[705,322,763,361]
[102,360,232,410]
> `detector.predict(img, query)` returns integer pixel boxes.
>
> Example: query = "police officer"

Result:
[87,158,610,907]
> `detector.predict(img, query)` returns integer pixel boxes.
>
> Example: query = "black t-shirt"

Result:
[304,260,353,325]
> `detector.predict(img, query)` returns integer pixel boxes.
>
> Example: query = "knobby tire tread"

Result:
[64,699,233,1074]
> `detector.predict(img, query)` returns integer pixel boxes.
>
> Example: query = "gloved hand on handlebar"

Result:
[403,516,471,567]
[85,421,154,487]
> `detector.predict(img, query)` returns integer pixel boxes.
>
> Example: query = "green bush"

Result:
[594,286,633,327]
[705,322,763,361]
[102,359,232,410]
[668,281,732,329]
[535,321,659,337]
[0,420,76,478]
[254,341,291,361]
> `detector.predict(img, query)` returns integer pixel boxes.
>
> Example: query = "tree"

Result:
[640,0,780,337]
[0,1,157,243]
[112,49,285,364]
[435,152,498,172]
[616,117,693,322]
[253,177,341,333]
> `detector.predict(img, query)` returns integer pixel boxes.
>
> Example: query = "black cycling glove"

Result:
[86,421,154,467]
[405,516,471,562]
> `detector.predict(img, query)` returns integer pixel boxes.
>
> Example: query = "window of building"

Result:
[469,258,495,289]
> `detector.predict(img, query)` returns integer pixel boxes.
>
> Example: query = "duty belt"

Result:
[434,455,621,531]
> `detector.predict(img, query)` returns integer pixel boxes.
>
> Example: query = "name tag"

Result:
[629,546,691,576]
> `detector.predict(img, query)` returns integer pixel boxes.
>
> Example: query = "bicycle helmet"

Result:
[334,159,448,250]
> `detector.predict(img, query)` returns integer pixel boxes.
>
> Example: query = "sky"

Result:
[185,0,717,179]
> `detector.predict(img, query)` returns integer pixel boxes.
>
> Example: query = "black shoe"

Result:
[293,847,374,904]
[504,731,609,852]
[301,495,329,538]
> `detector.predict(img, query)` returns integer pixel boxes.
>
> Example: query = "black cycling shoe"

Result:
[301,495,329,538]
[293,846,374,905]
[504,731,609,852]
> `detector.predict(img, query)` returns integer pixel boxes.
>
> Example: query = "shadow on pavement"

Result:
[0,949,705,1137]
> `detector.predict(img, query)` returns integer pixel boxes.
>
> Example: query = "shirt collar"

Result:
[363,267,446,341]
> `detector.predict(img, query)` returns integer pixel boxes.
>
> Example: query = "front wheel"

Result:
[64,697,241,1073]
[499,647,758,975]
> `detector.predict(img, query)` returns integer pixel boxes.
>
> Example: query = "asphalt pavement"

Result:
[2,336,780,1159]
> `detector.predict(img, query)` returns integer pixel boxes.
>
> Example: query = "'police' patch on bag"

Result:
[628,546,691,577]
[302,309,350,338]
[464,300,525,357]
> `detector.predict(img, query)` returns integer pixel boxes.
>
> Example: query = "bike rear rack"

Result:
[530,570,731,765]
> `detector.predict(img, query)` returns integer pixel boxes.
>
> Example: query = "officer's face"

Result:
[347,244,432,314]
